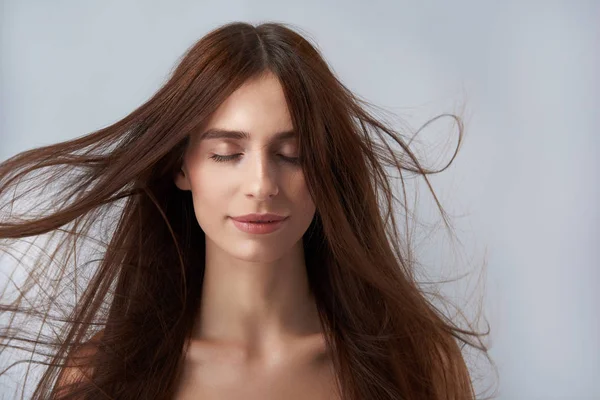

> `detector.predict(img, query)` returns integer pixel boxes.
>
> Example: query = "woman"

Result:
[0,21,494,399]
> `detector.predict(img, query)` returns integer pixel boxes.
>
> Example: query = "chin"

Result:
[231,240,292,263]
[233,250,284,264]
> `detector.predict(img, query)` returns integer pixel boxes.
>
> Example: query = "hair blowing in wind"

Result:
[0,22,496,399]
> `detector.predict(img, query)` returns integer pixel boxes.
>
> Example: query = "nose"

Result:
[243,150,279,200]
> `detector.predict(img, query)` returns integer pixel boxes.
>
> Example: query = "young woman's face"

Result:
[175,72,316,262]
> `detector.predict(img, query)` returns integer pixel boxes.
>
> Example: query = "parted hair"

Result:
[0,21,495,399]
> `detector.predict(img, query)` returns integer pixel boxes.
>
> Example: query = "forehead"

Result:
[200,73,295,143]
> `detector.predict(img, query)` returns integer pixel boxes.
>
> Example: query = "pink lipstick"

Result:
[230,213,288,235]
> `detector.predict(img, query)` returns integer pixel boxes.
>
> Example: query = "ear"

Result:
[174,167,191,191]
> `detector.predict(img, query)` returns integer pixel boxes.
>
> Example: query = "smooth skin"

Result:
[172,71,340,399]
[56,72,340,399]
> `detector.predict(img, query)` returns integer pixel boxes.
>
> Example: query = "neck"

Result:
[190,237,323,361]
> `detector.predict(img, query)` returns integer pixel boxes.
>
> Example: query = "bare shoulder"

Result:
[55,330,104,396]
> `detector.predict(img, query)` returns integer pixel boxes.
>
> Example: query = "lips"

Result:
[231,213,287,223]
[230,217,288,234]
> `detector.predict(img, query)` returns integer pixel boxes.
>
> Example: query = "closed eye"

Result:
[210,154,300,164]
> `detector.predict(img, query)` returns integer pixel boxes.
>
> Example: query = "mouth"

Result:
[230,214,288,223]
[229,216,288,234]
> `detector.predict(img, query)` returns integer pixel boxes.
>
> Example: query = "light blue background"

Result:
[1,1,598,399]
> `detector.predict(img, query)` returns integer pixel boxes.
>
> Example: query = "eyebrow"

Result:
[200,128,297,143]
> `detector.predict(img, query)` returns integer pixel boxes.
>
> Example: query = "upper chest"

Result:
[172,340,341,400]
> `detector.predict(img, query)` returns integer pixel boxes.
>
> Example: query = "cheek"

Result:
[187,168,230,226]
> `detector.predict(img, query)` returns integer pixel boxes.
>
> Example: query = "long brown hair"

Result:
[0,21,496,399]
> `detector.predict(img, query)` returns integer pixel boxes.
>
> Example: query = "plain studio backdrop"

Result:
[0,1,598,399]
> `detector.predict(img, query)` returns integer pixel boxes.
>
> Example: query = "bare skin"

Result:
[58,72,342,398]
[171,72,341,399]
[57,329,341,399]
[172,334,341,399]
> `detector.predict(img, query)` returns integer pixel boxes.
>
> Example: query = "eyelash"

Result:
[210,153,300,165]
